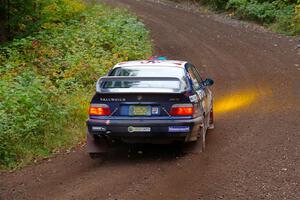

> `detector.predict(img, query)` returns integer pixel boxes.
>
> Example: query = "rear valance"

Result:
[96,76,186,94]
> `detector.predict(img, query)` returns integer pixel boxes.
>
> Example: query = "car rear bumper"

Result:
[86,117,203,143]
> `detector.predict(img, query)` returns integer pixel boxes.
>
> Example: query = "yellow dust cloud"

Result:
[214,90,258,114]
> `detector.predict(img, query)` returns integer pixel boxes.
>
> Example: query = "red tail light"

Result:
[89,104,110,116]
[170,104,194,116]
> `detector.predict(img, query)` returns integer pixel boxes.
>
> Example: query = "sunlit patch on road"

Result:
[214,90,258,114]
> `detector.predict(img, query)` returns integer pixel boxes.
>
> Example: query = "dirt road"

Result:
[1,0,300,199]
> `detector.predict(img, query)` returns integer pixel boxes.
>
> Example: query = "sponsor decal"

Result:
[92,126,106,131]
[189,95,198,103]
[100,98,126,102]
[169,98,180,102]
[151,107,159,115]
[196,89,206,100]
[168,126,190,132]
[128,126,151,133]
[137,95,143,101]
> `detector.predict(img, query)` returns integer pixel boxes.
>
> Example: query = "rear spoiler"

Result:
[96,76,186,94]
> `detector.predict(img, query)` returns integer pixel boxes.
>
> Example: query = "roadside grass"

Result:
[0,3,152,170]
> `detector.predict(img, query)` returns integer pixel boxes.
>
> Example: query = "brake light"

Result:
[89,104,110,116]
[170,104,194,116]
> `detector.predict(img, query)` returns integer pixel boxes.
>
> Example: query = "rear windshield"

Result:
[104,66,187,89]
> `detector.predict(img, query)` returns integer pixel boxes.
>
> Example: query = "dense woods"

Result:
[0,0,87,42]
[0,0,152,169]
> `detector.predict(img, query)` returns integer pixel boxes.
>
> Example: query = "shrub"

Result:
[272,4,296,35]
[227,0,277,23]
[0,3,152,169]
[225,0,299,35]
[226,0,248,10]
[41,0,86,23]
[192,0,300,35]
[0,72,68,167]
[201,0,229,10]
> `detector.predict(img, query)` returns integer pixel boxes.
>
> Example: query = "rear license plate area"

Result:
[129,105,151,116]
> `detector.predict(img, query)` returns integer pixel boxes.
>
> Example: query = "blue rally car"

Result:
[86,58,214,158]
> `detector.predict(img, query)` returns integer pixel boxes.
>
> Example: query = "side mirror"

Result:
[203,78,214,86]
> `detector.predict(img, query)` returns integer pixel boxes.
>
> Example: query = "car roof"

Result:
[113,60,188,69]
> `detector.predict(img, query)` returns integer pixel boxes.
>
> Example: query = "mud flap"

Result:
[86,132,109,153]
[199,114,209,152]
[208,106,214,129]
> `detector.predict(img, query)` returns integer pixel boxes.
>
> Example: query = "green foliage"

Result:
[0,3,152,169]
[293,4,300,34]
[271,4,297,35]
[41,0,86,23]
[0,71,69,167]
[227,0,278,23]
[197,0,300,35]
[201,0,229,10]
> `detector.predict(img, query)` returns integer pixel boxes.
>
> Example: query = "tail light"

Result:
[89,104,110,116]
[170,104,194,116]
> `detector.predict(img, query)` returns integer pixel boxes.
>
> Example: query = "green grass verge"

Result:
[0,3,152,170]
